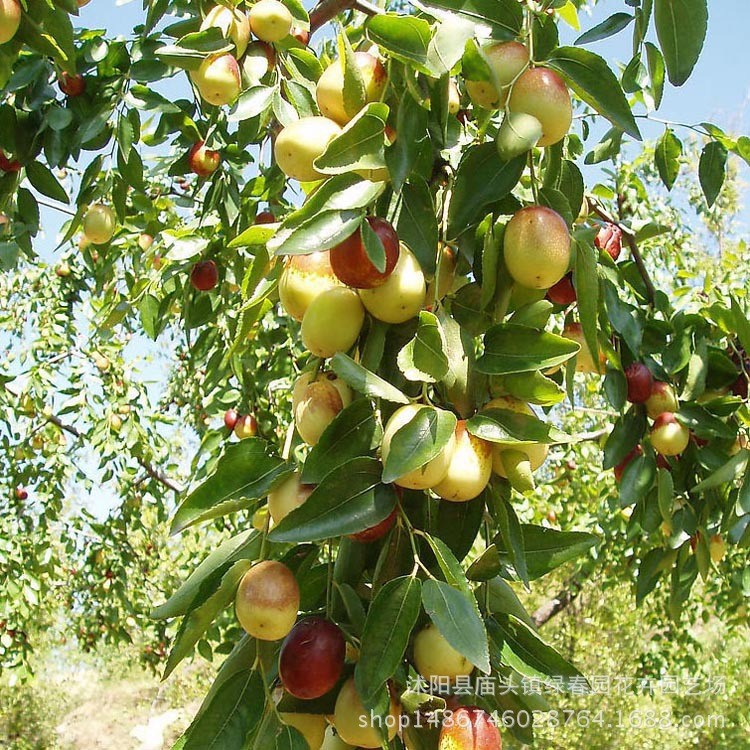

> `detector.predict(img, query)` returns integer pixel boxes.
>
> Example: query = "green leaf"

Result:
[654,128,682,190]
[355,576,421,706]
[361,216,386,273]
[426,15,475,76]
[331,352,410,404]
[636,548,668,605]
[163,560,251,680]
[229,86,275,122]
[654,0,708,86]
[575,13,633,45]
[139,294,160,340]
[339,31,367,120]
[385,94,429,193]
[698,141,727,208]
[171,440,288,534]
[397,180,439,275]
[422,579,490,674]
[366,14,434,75]
[275,726,308,750]
[302,399,380,484]
[573,237,599,368]
[476,324,580,375]
[500,371,565,407]
[448,146,525,236]
[381,407,457,484]
[183,670,264,750]
[494,524,598,580]
[645,42,666,108]
[467,408,571,445]
[692,449,748,493]
[397,311,449,383]
[315,103,389,174]
[425,0,523,39]
[490,487,529,587]
[603,406,647,469]
[677,403,735,440]
[153,530,261,619]
[269,458,395,543]
[488,615,586,689]
[422,534,473,596]
[619,453,656,507]
[547,47,641,139]
[155,28,233,71]
[25,161,69,203]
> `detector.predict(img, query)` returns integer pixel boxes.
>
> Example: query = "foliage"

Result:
[0,0,748,748]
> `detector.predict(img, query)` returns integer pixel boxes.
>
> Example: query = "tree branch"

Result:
[309,0,381,34]
[43,413,183,494]
[532,583,582,628]
[589,200,657,305]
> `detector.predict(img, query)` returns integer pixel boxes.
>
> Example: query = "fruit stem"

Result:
[309,0,381,34]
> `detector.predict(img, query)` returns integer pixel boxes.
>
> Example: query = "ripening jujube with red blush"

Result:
[465,41,529,110]
[438,706,502,750]
[255,210,276,224]
[546,272,576,306]
[651,412,690,457]
[190,53,241,106]
[233,414,257,439]
[646,381,679,419]
[595,222,623,261]
[330,217,400,289]
[190,260,218,291]
[624,362,653,404]
[188,141,220,177]
[509,66,572,147]
[279,617,346,699]
[235,560,299,641]
[223,408,239,431]
[59,73,86,97]
[503,206,570,290]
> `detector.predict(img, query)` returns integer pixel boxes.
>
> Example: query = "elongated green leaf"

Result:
[489,486,528,587]
[425,0,523,39]
[654,0,708,86]
[302,399,379,484]
[547,46,641,139]
[422,579,490,674]
[397,311,449,383]
[573,238,599,368]
[655,128,682,190]
[488,615,586,689]
[385,94,429,193]
[448,146,525,235]
[500,371,564,406]
[315,103,389,174]
[575,13,633,45]
[397,179,439,275]
[603,406,647,469]
[153,530,260,619]
[477,324,580,375]
[163,560,251,680]
[171,439,288,534]
[331,352,410,404]
[422,533,472,596]
[494,524,598,580]
[467,408,571,445]
[26,161,69,203]
[366,14,433,75]
[692,449,749,493]
[183,670,264,750]
[355,576,421,705]
[270,458,395,542]
[698,141,727,207]
[381,407,457,484]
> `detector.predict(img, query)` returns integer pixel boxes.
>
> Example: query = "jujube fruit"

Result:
[190,53,241,106]
[292,371,352,446]
[646,381,679,419]
[278,250,341,322]
[329,217,400,289]
[503,206,570,290]
[358,244,426,324]
[301,286,365,358]
[465,41,529,110]
[274,116,342,182]
[235,560,299,640]
[316,51,388,125]
[625,362,653,404]
[650,412,690,457]
[268,471,314,525]
[279,713,327,750]
[83,203,116,245]
[509,67,572,147]
[438,706,502,750]
[413,624,473,683]
[432,420,492,502]
[249,0,293,43]
[279,617,346,699]
[333,677,400,748]
[201,4,250,57]
[190,260,219,291]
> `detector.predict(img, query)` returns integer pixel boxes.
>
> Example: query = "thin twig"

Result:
[589,200,657,305]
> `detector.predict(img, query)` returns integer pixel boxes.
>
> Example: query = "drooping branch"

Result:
[532,582,584,628]
[589,200,657,305]
[309,0,381,34]
[43,412,183,494]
